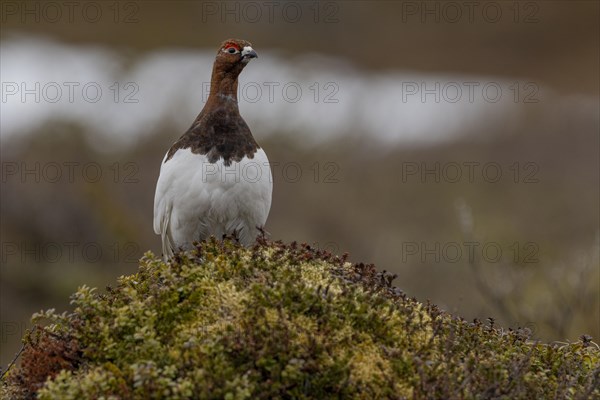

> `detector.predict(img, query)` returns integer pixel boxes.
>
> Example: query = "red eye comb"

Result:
[223,42,241,51]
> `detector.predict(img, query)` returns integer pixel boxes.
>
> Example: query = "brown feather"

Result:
[165,39,258,166]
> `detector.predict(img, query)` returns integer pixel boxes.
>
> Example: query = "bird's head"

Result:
[214,39,258,75]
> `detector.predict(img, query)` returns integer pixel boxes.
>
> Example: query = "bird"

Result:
[153,39,272,260]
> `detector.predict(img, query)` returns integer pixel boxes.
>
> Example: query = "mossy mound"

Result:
[2,239,599,399]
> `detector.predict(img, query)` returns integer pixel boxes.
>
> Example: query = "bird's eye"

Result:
[227,47,237,54]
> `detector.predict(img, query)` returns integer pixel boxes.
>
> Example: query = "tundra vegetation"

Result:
[1,238,598,399]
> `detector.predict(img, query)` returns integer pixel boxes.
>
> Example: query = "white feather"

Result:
[153,148,272,259]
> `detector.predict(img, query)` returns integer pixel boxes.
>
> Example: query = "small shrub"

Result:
[2,238,599,399]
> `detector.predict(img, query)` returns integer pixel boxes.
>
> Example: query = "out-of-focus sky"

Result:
[1,1,599,366]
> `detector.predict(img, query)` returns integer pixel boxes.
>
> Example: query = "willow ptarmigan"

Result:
[153,39,272,260]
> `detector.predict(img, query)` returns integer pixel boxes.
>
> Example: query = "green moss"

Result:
[2,239,599,399]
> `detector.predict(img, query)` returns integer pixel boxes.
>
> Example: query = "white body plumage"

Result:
[153,147,272,259]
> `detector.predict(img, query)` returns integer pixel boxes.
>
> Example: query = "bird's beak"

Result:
[242,46,258,60]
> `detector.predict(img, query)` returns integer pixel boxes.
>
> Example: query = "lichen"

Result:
[1,238,598,399]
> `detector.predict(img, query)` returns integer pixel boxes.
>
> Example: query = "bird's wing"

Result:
[153,148,221,258]
[153,152,175,259]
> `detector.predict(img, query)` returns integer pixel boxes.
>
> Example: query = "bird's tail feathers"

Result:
[160,204,175,262]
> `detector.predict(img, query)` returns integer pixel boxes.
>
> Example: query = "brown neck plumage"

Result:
[165,44,258,164]
[204,63,243,111]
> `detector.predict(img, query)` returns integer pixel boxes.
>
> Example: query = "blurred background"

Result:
[1,1,598,366]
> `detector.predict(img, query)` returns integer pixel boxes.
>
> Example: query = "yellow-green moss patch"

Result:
[2,239,598,399]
